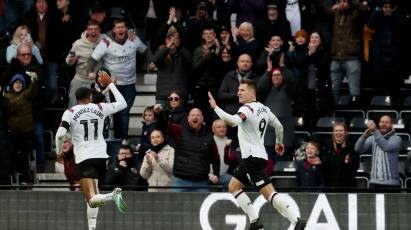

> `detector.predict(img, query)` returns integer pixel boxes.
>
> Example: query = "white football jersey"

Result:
[236,102,282,160]
[61,102,124,163]
[92,36,147,85]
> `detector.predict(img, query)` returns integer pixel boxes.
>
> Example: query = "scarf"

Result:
[149,140,167,153]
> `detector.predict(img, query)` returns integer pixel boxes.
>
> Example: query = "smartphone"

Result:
[69,51,76,57]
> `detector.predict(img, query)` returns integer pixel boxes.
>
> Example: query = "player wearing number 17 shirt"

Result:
[208,79,305,230]
[55,72,127,230]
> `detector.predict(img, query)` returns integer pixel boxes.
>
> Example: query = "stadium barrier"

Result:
[0,191,410,230]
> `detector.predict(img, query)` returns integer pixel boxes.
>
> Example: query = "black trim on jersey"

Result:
[61,121,70,129]
[237,112,247,121]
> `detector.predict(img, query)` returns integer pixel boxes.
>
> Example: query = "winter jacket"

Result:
[140,144,175,192]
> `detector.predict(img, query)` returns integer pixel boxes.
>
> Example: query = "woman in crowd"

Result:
[164,91,187,125]
[140,129,175,192]
[321,122,359,189]
[6,25,43,64]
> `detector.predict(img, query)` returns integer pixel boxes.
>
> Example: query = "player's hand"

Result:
[275,144,285,156]
[97,70,112,87]
[208,91,218,109]
[209,174,219,184]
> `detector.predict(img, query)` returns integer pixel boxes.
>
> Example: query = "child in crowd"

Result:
[295,140,324,191]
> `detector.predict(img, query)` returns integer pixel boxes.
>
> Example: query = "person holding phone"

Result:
[6,25,43,64]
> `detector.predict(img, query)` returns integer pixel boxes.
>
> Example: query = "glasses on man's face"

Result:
[272,73,282,77]
[18,53,32,57]
[168,96,180,102]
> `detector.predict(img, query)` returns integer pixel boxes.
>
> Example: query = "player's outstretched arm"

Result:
[209,92,242,127]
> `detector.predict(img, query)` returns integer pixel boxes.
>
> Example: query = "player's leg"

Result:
[229,159,261,229]
[79,178,100,230]
[260,184,305,230]
[77,159,127,212]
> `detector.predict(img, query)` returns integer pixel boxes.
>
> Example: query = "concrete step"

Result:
[133,95,156,107]
[129,116,143,129]
[129,127,143,136]
[130,106,146,115]
[136,84,156,93]
[144,73,157,85]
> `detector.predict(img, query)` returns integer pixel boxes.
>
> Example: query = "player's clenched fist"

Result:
[97,70,112,87]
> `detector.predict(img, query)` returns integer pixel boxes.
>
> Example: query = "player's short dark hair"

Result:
[75,87,92,101]
[240,79,257,91]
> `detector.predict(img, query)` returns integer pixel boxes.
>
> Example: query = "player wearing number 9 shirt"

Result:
[208,79,305,230]
[55,72,128,230]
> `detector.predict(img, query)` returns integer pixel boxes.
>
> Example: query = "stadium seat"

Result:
[271,161,297,189]
[399,110,411,130]
[402,95,411,108]
[311,131,333,147]
[347,132,363,144]
[369,95,394,109]
[315,117,345,130]
[366,110,398,123]
[293,116,308,131]
[348,117,368,131]
[333,109,365,121]
[293,131,310,150]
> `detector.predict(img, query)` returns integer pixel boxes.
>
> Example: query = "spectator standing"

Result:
[192,26,221,128]
[321,122,359,189]
[140,129,175,192]
[258,66,297,161]
[46,0,79,104]
[4,0,33,35]
[328,0,368,104]
[105,144,140,191]
[89,18,148,144]
[20,0,50,59]
[66,20,102,107]
[255,34,286,74]
[354,115,401,189]
[164,91,187,125]
[303,31,333,126]
[227,0,266,26]
[367,0,402,102]
[254,2,292,48]
[295,140,324,191]
[166,108,220,192]
[151,26,192,107]
[5,72,37,184]
[231,22,260,62]
[6,25,43,64]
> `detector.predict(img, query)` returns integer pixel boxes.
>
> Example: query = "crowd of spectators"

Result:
[0,0,410,192]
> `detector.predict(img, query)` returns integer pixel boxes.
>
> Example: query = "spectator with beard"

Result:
[355,115,401,190]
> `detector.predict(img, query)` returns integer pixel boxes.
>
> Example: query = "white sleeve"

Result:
[55,110,70,155]
[214,106,243,127]
[101,83,127,115]
[135,37,147,53]
[268,111,283,145]
[91,39,108,61]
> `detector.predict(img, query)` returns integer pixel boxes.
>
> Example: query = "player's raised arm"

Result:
[208,91,242,127]
[98,70,127,113]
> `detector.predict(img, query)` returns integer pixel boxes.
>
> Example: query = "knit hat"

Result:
[10,74,26,87]
[294,29,308,40]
